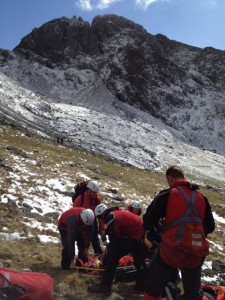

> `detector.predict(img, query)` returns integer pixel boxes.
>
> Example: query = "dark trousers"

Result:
[101,238,145,287]
[145,252,202,300]
[91,219,102,254]
[59,230,86,269]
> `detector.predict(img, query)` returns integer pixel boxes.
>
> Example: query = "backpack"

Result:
[71,179,90,203]
[200,284,225,300]
[160,186,209,268]
[0,268,54,300]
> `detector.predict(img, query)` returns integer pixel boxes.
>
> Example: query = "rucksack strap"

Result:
[177,186,200,217]
[202,291,217,300]
[165,186,202,243]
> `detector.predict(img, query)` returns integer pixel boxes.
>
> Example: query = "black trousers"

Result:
[101,238,145,287]
[59,230,86,269]
[145,251,202,300]
[91,219,103,254]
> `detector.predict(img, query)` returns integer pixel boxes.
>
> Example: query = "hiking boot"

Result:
[88,283,112,296]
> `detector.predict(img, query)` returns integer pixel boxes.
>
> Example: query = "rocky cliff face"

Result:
[1,14,225,156]
[14,16,99,62]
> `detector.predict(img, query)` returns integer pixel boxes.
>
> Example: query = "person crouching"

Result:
[58,207,94,270]
[88,204,145,296]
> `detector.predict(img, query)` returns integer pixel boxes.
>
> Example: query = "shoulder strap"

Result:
[176,186,200,217]
[203,291,217,300]
[165,186,202,243]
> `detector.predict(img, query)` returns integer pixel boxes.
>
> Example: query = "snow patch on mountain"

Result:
[1,71,225,186]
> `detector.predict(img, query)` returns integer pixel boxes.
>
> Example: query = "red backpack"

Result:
[160,186,209,268]
[0,268,54,300]
[201,284,225,300]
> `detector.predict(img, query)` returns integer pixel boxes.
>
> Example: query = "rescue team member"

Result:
[73,180,105,254]
[58,207,94,270]
[128,200,142,216]
[143,165,215,300]
[88,204,145,296]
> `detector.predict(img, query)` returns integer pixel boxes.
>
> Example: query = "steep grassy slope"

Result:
[0,123,225,299]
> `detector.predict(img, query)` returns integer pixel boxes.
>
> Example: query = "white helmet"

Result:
[131,201,141,209]
[80,209,95,225]
[95,204,107,217]
[87,180,100,193]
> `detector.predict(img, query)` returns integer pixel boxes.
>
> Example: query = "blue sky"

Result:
[1,0,225,51]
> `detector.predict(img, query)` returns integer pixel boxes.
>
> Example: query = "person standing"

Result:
[143,165,215,300]
[58,207,94,270]
[88,204,145,296]
[73,180,105,254]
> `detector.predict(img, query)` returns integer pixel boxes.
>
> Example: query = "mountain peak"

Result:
[1,14,225,169]
[14,16,96,62]
[13,14,148,63]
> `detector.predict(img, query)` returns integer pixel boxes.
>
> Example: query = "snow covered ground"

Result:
[1,71,225,187]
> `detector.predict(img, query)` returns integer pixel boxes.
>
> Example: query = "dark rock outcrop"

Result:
[14,16,100,63]
[1,14,225,155]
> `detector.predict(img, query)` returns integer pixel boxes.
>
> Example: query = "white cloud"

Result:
[76,0,158,11]
[135,0,157,11]
[96,0,123,9]
[76,0,123,11]
[76,0,93,11]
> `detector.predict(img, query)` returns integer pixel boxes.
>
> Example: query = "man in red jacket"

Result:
[58,207,94,270]
[73,180,105,254]
[143,165,215,300]
[88,204,145,296]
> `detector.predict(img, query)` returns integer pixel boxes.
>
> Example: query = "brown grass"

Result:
[0,124,225,299]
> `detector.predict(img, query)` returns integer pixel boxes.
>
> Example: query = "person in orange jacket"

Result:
[58,207,94,270]
[73,180,105,254]
[143,165,215,300]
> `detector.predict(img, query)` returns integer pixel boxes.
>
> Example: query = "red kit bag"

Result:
[0,268,54,299]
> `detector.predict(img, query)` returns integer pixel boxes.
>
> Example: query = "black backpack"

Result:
[71,180,90,203]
